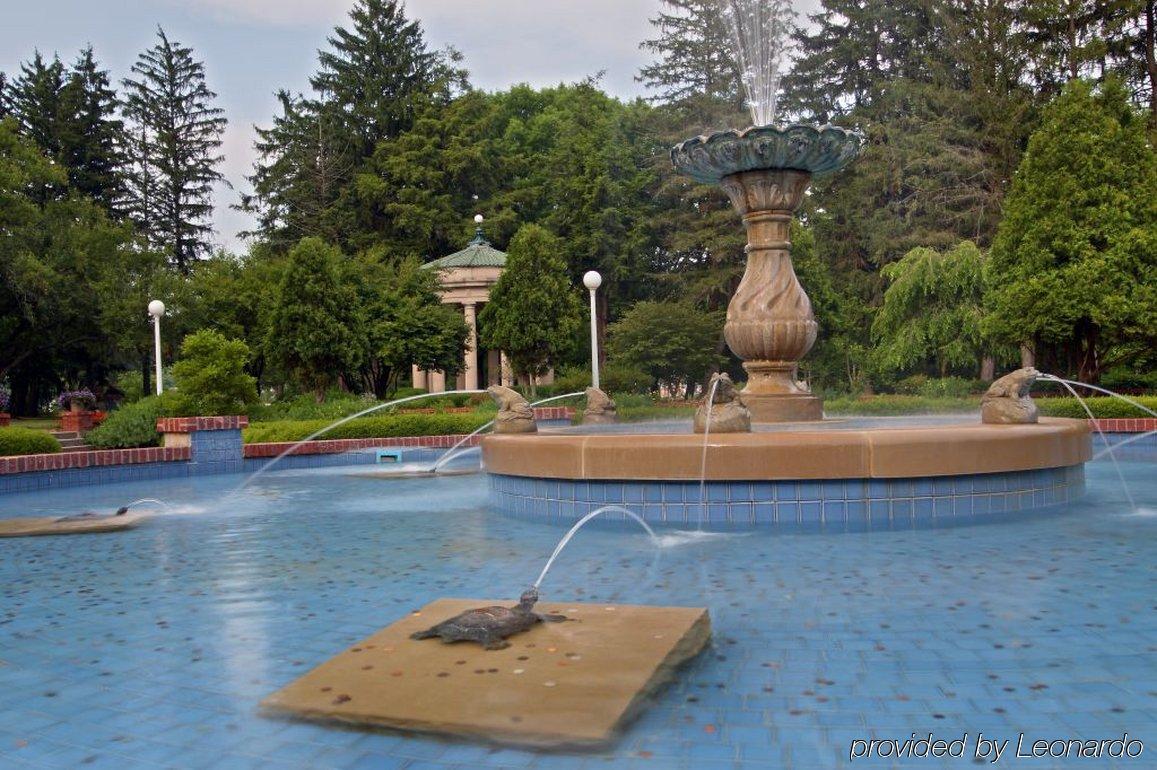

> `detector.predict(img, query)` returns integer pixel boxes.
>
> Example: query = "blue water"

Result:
[1,457,1155,769]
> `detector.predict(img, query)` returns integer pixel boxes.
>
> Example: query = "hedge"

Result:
[243,412,494,444]
[0,427,61,456]
[1036,396,1157,419]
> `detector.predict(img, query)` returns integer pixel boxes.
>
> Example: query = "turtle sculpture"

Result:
[55,506,129,524]
[410,587,567,650]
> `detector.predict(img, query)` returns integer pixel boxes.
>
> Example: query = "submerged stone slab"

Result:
[0,512,148,538]
[261,599,711,748]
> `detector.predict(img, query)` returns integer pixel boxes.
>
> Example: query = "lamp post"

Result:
[148,300,165,396]
[582,271,602,389]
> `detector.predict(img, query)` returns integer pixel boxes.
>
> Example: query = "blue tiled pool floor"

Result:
[1,459,1155,769]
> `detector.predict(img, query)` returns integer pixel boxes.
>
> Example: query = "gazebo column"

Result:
[429,370,446,393]
[463,302,479,391]
[412,366,428,390]
[500,352,514,387]
[487,350,502,386]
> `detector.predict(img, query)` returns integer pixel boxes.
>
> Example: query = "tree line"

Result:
[1,0,1154,416]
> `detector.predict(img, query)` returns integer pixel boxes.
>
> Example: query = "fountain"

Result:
[480,0,1092,526]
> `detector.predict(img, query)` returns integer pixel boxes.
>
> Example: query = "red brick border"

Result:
[242,434,483,458]
[156,416,249,433]
[1089,418,1157,433]
[0,446,190,475]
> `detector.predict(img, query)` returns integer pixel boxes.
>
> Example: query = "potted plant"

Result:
[0,384,10,428]
[57,388,97,432]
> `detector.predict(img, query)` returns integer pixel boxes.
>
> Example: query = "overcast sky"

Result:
[1,0,815,252]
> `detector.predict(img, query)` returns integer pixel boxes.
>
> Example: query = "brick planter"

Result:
[60,410,95,433]
[0,414,10,428]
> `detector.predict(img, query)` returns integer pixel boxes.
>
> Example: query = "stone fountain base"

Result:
[261,599,710,748]
[481,418,1092,527]
[743,393,824,422]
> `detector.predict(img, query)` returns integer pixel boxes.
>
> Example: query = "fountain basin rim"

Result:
[481,418,1090,481]
[671,123,864,184]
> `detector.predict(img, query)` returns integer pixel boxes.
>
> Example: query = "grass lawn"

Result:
[9,417,59,432]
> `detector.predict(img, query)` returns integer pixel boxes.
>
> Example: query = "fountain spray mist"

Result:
[716,0,796,126]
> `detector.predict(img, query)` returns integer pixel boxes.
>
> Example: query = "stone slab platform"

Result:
[0,511,148,538]
[261,599,711,748]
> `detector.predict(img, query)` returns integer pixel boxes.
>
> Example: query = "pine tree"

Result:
[122,27,226,273]
[312,0,463,156]
[637,0,743,108]
[58,47,124,213]
[782,0,943,120]
[244,0,464,249]
[6,52,66,157]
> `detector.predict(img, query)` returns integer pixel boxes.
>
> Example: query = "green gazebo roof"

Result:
[421,228,507,270]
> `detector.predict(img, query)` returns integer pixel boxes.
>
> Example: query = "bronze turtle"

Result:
[410,588,567,650]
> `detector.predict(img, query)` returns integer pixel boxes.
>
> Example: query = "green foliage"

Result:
[171,330,257,416]
[985,79,1157,382]
[606,300,723,395]
[479,225,582,393]
[86,394,179,448]
[824,395,980,415]
[121,28,226,273]
[266,238,361,397]
[0,427,60,456]
[872,241,991,377]
[638,0,743,108]
[249,393,378,423]
[349,255,468,397]
[1037,396,1157,419]
[242,412,491,443]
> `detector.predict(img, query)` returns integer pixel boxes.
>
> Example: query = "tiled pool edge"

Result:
[488,464,1087,526]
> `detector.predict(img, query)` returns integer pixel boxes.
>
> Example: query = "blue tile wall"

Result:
[488,463,1086,528]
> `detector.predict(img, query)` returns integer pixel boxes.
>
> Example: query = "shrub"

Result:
[0,427,61,456]
[601,364,652,395]
[1037,396,1157,419]
[171,330,258,416]
[917,377,982,399]
[893,374,929,395]
[242,412,493,443]
[86,395,180,449]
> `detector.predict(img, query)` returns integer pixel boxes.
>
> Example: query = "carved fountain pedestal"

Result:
[671,124,864,422]
[719,168,821,421]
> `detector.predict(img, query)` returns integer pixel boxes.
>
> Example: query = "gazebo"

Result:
[414,218,512,393]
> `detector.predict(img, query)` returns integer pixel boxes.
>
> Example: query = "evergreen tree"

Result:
[6,52,66,157]
[244,0,464,250]
[58,47,125,212]
[637,0,743,108]
[265,237,361,398]
[478,225,582,396]
[122,27,226,273]
[985,79,1157,382]
[606,301,723,395]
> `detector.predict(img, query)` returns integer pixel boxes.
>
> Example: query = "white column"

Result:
[500,352,513,387]
[463,302,479,391]
[412,366,428,390]
[429,370,446,393]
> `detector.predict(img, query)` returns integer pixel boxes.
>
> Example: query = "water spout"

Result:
[429,392,586,474]
[697,377,722,530]
[1040,374,1135,511]
[232,390,486,494]
[532,506,660,590]
[716,0,796,126]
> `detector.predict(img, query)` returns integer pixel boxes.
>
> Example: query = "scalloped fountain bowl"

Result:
[670,123,864,184]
